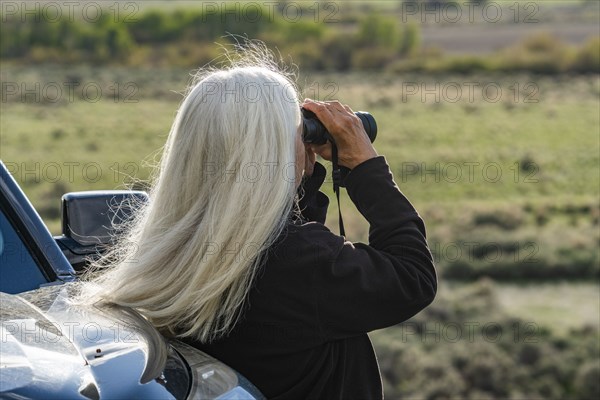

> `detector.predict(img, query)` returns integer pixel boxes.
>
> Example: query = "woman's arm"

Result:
[298,99,436,339]
[312,155,437,339]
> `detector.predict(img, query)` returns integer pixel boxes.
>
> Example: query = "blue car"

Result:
[0,160,265,399]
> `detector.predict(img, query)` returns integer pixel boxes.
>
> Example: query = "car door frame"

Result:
[0,161,76,289]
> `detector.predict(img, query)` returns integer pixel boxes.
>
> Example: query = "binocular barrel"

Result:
[301,108,377,145]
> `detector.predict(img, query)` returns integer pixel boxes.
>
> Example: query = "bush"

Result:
[432,56,496,74]
[574,360,600,400]
[2,6,597,75]
[320,32,355,71]
[572,36,600,73]
[352,47,396,70]
[399,22,420,57]
[356,14,400,50]
[471,208,525,230]
[128,10,175,43]
[372,281,600,399]
[496,33,574,74]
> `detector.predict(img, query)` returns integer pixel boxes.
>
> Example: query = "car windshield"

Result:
[0,207,48,294]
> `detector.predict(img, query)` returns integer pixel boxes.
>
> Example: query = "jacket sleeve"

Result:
[296,161,329,224]
[312,156,437,340]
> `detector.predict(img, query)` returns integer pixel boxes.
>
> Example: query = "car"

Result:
[0,160,265,399]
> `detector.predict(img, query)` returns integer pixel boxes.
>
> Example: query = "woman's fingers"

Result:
[303,99,358,147]
[309,143,332,161]
[302,99,338,131]
[302,98,377,169]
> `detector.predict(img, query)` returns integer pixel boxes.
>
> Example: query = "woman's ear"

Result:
[304,143,316,177]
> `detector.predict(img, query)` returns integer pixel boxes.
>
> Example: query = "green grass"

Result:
[1,99,175,232]
[495,282,600,336]
[307,73,600,250]
[1,66,598,261]
[372,281,599,342]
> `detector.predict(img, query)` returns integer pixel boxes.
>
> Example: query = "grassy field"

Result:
[371,279,600,399]
[2,66,598,279]
[495,282,600,336]
[1,64,598,292]
[1,66,598,213]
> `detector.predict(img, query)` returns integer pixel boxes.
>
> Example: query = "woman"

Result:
[87,51,437,399]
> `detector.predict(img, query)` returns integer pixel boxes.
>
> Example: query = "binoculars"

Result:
[301,108,377,145]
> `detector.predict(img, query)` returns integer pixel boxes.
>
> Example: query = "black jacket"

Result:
[186,156,437,399]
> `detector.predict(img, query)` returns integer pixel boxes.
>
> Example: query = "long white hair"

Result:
[85,49,301,343]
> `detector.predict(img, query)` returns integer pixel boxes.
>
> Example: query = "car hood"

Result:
[0,284,174,399]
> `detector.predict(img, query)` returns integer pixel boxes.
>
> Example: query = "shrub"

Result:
[320,32,355,71]
[574,360,600,400]
[572,36,600,73]
[471,208,524,230]
[496,33,574,74]
[128,10,174,43]
[356,14,400,50]
[434,56,495,74]
[373,281,600,399]
[352,47,396,70]
[5,6,597,75]
[399,22,420,57]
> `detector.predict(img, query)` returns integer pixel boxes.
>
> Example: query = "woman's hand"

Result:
[301,99,378,170]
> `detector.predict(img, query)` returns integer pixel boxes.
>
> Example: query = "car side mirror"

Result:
[61,190,148,246]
